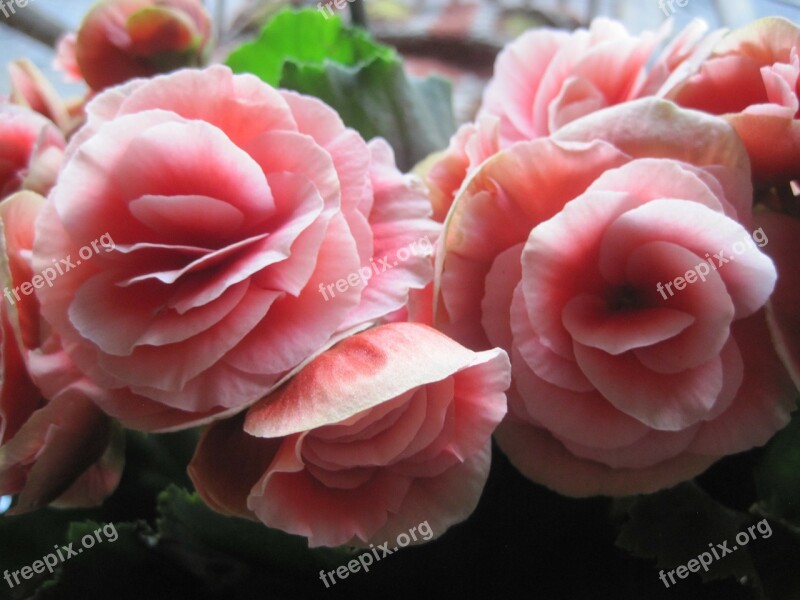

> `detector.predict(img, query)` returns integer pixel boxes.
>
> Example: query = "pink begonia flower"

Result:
[188,322,510,548]
[424,19,714,222]
[435,99,796,497]
[0,192,123,513]
[668,17,800,185]
[479,18,711,145]
[64,0,214,91]
[31,66,438,432]
[0,103,65,199]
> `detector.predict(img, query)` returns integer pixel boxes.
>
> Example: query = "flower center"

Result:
[606,284,643,312]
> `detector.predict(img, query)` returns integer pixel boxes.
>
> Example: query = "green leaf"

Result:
[615,482,767,596]
[754,406,800,526]
[225,8,455,170]
[31,521,206,600]
[156,485,350,572]
[0,507,105,599]
[226,8,394,85]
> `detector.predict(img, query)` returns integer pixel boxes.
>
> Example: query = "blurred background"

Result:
[2,0,800,124]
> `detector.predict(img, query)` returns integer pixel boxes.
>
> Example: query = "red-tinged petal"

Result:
[188,412,279,518]
[244,323,477,438]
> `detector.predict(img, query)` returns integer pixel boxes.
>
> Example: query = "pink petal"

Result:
[495,416,717,497]
[244,323,477,438]
[188,412,281,518]
[690,311,797,455]
[249,434,412,547]
[511,346,650,450]
[365,442,492,547]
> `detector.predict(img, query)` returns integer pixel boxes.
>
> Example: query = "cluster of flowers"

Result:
[0,0,797,549]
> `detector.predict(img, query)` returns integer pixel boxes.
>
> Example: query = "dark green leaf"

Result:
[754,406,800,525]
[226,8,394,85]
[156,485,351,572]
[615,482,767,596]
[225,9,455,170]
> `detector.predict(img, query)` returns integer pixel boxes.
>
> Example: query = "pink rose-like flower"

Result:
[435,99,797,496]
[479,18,711,145]
[0,192,123,514]
[65,0,213,91]
[32,66,438,432]
[423,19,712,221]
[188,322,510,547]
[0,103,65,199]
[667,17,800,185]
